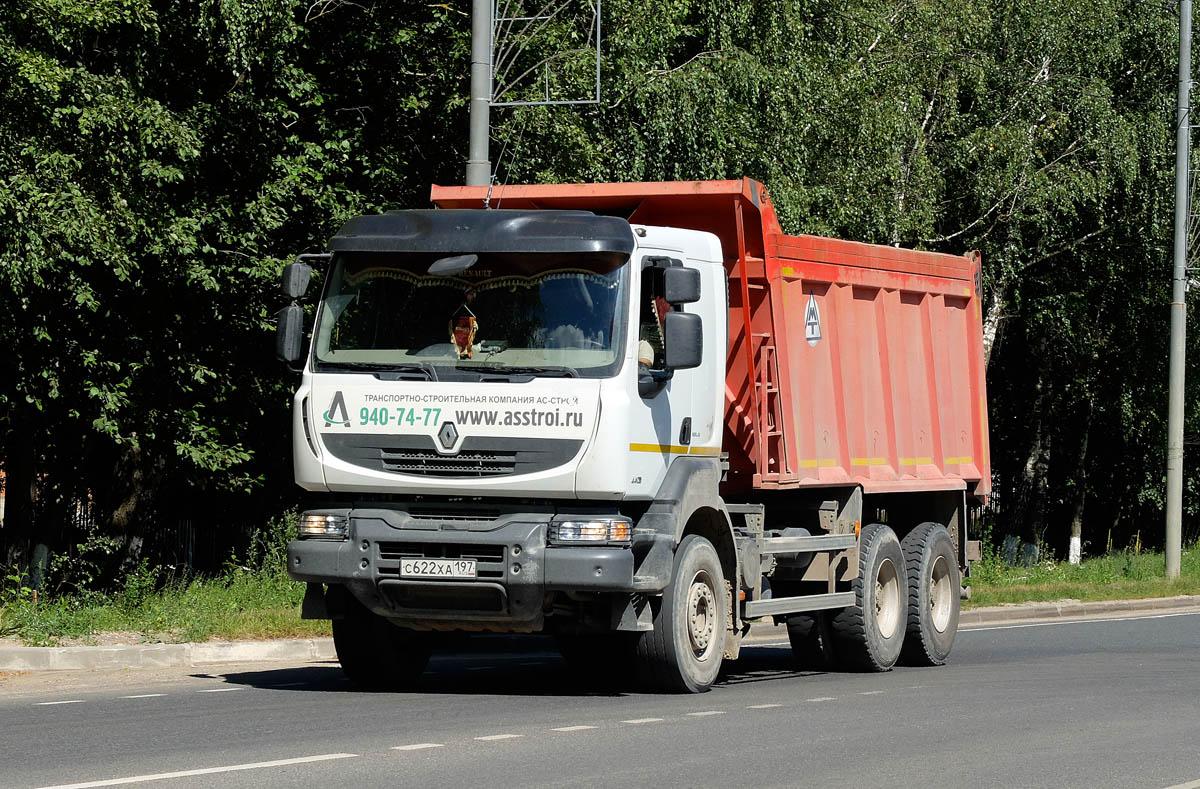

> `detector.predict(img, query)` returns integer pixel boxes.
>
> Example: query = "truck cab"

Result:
[281,206,735,690]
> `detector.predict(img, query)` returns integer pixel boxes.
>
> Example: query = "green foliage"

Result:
[0,512,321,645]
[119,558,161,610]
[244,510,298,579]
[47,522,122,595]
[0,0,1197,582]
[0,570,326,646]
[0,570,34,612]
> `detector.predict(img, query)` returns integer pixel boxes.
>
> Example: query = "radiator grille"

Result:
[406,506,503,522]
[322,434,581,478]
[378,542,506,562]
[381,449,515,477]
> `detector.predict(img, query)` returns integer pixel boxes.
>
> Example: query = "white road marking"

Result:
[966,610,1200,632]
[391,743,445,751]
[751,609,1200,643]
[475,734,522,741]
[551,725,597,732]
[121,694,165,699]
[35,753,359,788]
[687,711,726,717]
[196,687,243,693]
[622,718,663,724]
[35,700,83,706]
[747,703,782,709]
[806,697,836,702]
[859,690,886,696]
[1162,780,1200,789]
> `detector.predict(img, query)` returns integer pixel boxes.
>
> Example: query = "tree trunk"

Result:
[1011,349,1052,552]
[2,416,38,577]
[1067,399,1094,564]
[982,282,1006,369]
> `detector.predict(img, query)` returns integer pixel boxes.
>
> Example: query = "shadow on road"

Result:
[205,642,818,697]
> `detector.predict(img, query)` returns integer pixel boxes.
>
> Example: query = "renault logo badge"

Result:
[437,421,459,450]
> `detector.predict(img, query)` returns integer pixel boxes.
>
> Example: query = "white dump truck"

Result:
[279,179,989,692]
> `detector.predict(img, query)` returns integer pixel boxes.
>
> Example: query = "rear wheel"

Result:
[829,524,906,671]
[635,535,727,693]
[785,611,834,670]
[333,597,432,690]
[899,522,960,666]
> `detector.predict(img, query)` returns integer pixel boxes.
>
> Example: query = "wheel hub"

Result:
[874,558,900,640]
[929,554,953,632]
[687,572,717,657]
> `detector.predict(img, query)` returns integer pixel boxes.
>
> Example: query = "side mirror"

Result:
[276,303,304,364]
[281,262,313,299]
[663,312,703,370]
[663,266,700,305]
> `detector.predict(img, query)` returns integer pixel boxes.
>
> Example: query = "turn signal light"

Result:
[298,513,349,539]
[549,519,632,544]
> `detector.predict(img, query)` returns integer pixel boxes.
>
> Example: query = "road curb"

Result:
[955,593,1200,626]
[0,638,336,673]
[4,595,1198,672]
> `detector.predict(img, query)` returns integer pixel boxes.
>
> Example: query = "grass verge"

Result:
[2,543,1197,646]
[0,512,330,646]
[965,543,1200,608]
[0,571,329,647]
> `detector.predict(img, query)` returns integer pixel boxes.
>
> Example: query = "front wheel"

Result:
[635,535,727,693]
[829,524,907,671]
[333,597,432,690]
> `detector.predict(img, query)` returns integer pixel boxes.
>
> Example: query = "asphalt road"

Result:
[2,611,1199,789]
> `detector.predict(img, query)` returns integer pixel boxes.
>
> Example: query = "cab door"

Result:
[624,255,713,496]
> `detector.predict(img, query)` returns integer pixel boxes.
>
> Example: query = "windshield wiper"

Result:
[376,363,438,381]
[320,361,438,380]
[457,364,578,378]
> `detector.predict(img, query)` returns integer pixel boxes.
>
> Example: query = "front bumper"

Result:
[287,508,636,630]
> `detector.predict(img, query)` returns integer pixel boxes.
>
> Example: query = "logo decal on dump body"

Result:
[323,391,351,427]
[805,294,822,347]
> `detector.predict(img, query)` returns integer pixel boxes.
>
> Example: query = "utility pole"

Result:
[1166,0,1191,580]
[466,0,492,186]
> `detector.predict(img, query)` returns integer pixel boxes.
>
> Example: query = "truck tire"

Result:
[899,522,960,666]
[635,534,727,693]
[332,597,431,690]
[829,523,906,671]
[785,611,833,670]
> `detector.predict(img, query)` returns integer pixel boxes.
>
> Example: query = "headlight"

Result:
[549,519,631,544]
[298,512,349,539]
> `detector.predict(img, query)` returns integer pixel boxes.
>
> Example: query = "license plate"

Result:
[400,558,477,579]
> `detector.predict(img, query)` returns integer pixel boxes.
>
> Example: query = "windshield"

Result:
[313,251,629,379]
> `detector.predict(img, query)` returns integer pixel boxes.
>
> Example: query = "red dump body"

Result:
[432,179,990,501]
